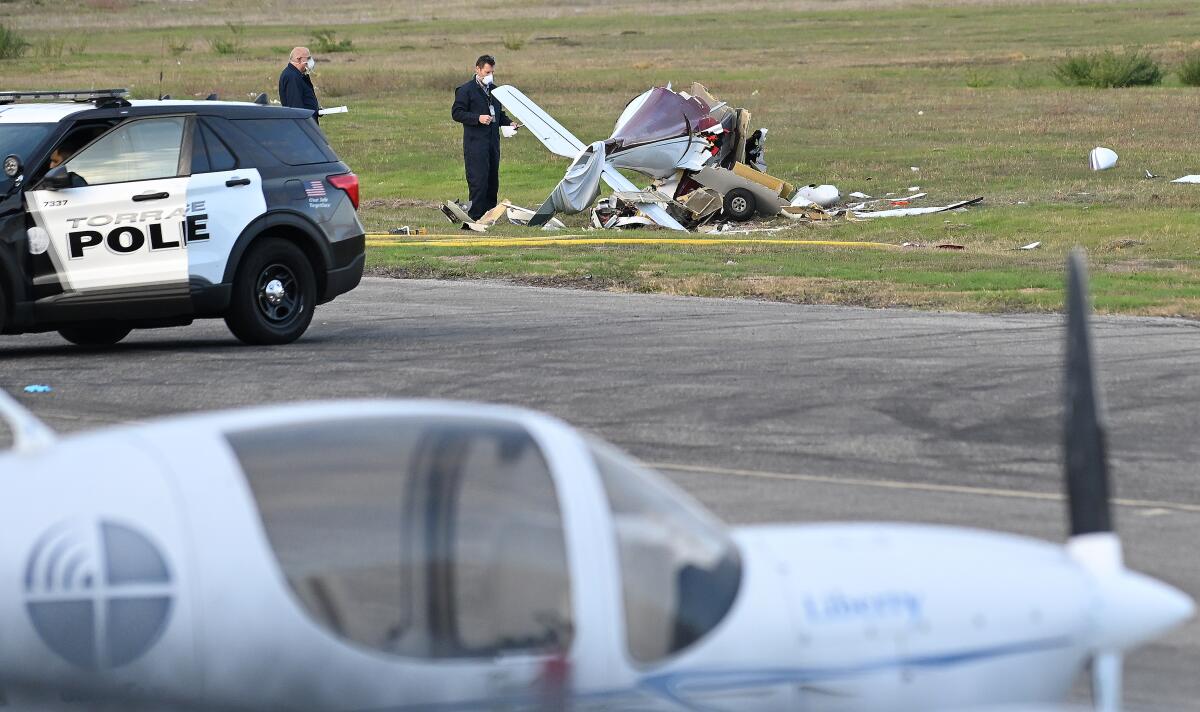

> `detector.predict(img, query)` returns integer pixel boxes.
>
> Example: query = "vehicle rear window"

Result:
[190,121,238,174]
[232,118,332,166]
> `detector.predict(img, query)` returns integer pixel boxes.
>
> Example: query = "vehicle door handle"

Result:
[132,191,169,202]
[225,177,251,187]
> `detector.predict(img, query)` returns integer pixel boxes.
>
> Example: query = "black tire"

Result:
[58,324,132,347]
[224,238,317,345]
[722,187,757,222]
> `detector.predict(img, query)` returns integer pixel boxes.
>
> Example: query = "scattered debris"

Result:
[852,197,983,219]
[388,226,428,235]
[1089,147,1118,171]
[23,385,52,394]
[1145,170,1159,179]
[1171,175,1200,184]
[1016,241,1042,250]
[781,205,835,221]
[901,241,924,248]
[442,199,564,231]
[849,191,871,199]
[935,243,966,250]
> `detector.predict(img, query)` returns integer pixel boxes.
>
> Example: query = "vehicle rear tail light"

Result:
[327,172,359,210]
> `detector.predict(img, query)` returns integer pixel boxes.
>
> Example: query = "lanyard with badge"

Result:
[480,79,496,120]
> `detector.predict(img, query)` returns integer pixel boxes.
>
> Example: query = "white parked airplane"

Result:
[0,252,1191,711]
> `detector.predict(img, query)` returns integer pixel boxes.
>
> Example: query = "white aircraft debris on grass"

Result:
[0,252,1191,711]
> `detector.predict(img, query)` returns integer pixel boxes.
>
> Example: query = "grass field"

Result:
[4,0,1200,314]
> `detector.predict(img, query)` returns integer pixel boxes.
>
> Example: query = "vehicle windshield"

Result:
[0,123,53,191]
[589,439,741,663]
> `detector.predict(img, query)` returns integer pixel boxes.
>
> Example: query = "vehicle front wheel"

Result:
[58,324,133,347]
[722,187,757,222]
[224,238,316,345]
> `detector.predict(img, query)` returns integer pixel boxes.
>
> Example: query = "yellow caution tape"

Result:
[365,234,897,249]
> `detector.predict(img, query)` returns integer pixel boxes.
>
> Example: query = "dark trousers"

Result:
[464,139,500,221]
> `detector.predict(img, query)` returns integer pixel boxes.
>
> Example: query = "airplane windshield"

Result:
[607,86,713,146]
[589,440,741,663]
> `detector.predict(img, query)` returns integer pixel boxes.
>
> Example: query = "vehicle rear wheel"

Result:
[224,237,316,345]
[58,324,132,347]
[722,187,757,222]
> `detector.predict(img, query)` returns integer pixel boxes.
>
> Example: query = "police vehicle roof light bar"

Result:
[0,89,129,105]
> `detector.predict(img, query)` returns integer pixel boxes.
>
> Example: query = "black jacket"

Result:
[279,63,319,123]
[452,78,511,144]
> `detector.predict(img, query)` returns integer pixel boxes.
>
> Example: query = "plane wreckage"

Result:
[487,83,980,232]
[493,82,808,231]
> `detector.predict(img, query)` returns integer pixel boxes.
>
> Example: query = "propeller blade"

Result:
[1064,249,1113,537]
[1091,651,1122,712]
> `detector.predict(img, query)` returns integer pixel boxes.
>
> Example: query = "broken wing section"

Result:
[491,85,585,159]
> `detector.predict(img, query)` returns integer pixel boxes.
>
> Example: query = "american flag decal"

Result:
[305,180,327,198]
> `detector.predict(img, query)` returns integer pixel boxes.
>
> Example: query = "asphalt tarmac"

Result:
[2,277,1198,710]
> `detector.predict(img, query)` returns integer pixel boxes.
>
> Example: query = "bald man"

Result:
[279,46,320,123]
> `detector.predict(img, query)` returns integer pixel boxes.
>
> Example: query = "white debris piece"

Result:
[853,197,982,219]
[1089,147,1118,171]
[1017,241,1042,250]
[792,184,840,208]
[1170,175,1200,184]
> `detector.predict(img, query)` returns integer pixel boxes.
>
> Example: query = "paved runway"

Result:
[3,277,1198,710]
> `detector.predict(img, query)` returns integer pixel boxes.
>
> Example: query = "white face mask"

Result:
[305,57,316,72]
[481,74,494,86]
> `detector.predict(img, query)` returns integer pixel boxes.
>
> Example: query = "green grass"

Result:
[4,0,1200,315]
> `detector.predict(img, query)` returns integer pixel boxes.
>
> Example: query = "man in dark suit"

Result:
[451,54,517,221]
[279,47,320,124]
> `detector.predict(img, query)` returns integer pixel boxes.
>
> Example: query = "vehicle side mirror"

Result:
[2,154,21,179]
[38,165,72,191]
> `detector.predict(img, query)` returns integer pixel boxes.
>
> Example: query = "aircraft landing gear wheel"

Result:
[225,238,316,345]
[58,324,132,347]
[722,187,757,222]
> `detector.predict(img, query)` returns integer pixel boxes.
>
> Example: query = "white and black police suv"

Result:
[0,89,364,346]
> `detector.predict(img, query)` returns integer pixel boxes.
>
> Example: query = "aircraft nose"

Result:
[1093,571,1195,651]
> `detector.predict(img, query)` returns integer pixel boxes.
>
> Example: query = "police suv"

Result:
[0,89,364,346]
